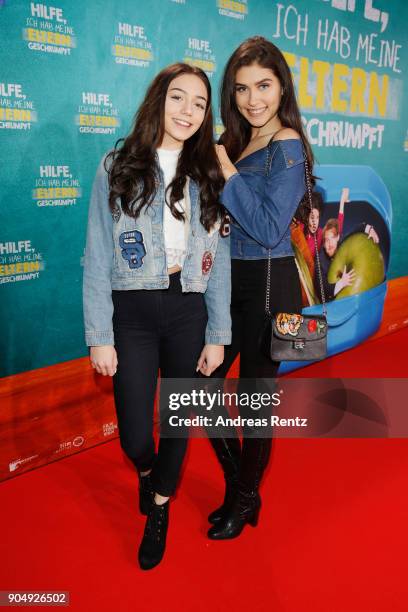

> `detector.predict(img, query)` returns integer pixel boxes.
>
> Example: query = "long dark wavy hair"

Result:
[105,63,224,231]
[219,36,314,174]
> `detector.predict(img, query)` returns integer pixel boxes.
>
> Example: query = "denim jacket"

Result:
[83,155,231,347]
[220,139,306,259]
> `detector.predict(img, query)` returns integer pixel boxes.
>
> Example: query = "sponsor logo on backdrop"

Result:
[23,2,76,55]
[55,436,85,454]
[112,21,153,68]
[171,0,186,4]
[9,455,39,473]
[0,240,44,285]
[0,83,37,131]
[183,38,216,78]
[32,165,82,207]
[404,130,408,152]
[217,0,248,21]
[103,422,118,437]
[76,92,121,135]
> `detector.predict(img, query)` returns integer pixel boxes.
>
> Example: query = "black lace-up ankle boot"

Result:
[138,499,169,570]
[138,472,154,515]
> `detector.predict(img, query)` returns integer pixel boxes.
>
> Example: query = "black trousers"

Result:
[214,257,302,490]
[112,272,207,497]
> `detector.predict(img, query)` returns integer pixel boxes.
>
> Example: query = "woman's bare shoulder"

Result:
[274,127,301,141]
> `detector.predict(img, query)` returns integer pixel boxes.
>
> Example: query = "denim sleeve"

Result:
[203,233,232,345]
[221,141,306,249]
[83,156,115,346]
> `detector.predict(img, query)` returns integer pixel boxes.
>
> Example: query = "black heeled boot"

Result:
[207,437,241,524]
[208,437,271,540]
[138,499,169,570]
[207,486,261,539]
[138,472,154,515]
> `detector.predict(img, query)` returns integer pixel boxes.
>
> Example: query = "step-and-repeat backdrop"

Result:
[0,0,407,479]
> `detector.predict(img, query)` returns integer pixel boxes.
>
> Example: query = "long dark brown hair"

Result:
[295,191,323,231]
[105,63,224,231]
[219,36,314,173]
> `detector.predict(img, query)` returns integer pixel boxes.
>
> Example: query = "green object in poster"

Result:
[329,234,385,299]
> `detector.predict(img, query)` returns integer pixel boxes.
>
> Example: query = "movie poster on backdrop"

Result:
[0,0,406,478]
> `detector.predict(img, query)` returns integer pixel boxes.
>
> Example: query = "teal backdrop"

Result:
[1,0,407,377]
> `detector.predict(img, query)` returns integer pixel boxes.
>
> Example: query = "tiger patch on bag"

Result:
[276,313,304,337]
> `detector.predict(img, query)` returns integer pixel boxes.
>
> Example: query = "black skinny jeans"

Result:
[112,272,207,497]
[215,257,302,491]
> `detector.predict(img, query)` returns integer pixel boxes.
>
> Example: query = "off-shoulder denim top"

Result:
[220,139,306,259]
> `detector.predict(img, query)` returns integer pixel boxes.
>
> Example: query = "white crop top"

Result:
[157,147,190,269]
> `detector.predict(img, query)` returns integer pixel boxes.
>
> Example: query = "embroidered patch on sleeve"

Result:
[202,251,213,275]
[119,230,146,269]
[219,214,231,237]
[112,205,121,223]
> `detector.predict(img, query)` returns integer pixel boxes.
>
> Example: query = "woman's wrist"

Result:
[222,170,239,186]
[223,168,238,181]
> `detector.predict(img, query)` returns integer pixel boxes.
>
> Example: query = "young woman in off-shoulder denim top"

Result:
[207,37,314,540]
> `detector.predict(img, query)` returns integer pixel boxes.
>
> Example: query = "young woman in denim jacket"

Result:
[207,37,314,539]
[83,63,231,569]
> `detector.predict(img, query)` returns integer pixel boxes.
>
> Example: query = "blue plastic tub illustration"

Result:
[279,164,392,374]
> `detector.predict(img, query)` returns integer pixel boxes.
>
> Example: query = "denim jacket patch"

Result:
[119,230,146,269]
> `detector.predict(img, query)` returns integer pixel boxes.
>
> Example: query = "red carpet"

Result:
[1,328,407,611]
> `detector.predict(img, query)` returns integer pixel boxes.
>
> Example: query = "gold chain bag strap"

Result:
[259,135,328,362]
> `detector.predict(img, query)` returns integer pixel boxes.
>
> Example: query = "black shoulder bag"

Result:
[259,138,328,362]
